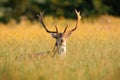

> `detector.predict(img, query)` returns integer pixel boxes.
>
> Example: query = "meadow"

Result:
[0,15,120,80]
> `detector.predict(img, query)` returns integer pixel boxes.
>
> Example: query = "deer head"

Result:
[37,9,81,57]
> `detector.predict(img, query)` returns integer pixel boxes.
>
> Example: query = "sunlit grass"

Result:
[0,15,120,80]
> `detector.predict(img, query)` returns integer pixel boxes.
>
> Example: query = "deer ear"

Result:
[63,31,73,38]
[50,33,55,37]
[50,33,58,38]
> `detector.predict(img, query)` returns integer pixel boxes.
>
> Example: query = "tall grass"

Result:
[0,15,120,80]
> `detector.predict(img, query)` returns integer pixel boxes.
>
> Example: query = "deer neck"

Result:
[56,38,66,54]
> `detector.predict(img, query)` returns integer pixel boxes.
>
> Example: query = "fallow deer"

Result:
[37,9,81,57]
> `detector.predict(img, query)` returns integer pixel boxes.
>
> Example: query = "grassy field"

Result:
[0,15,120,80]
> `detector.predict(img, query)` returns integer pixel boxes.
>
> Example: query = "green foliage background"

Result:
[0,0,120,22]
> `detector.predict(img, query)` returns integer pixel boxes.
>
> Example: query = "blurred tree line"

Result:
[0,0,120,23]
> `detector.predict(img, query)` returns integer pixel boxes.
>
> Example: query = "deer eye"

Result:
[54,34,58,37]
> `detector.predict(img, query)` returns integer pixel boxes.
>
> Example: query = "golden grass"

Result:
[0,15,120,80]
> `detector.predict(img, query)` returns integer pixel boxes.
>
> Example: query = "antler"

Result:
[64,9,81,38]
[55,25,58,33]
[63,25,68,33]
[37,12,57,33]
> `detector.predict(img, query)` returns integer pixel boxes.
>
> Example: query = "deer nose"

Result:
[61,39,64,42]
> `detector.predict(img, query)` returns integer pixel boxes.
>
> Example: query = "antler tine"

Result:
[63,25,68,33]
[37,11,57,33]
[37,11,48,32]
[75,9,80,15]
[74,9,81,29]
[70,9,81,31]
[63,9,81,38]
[55,25,58,33]
[37,11,44,21]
